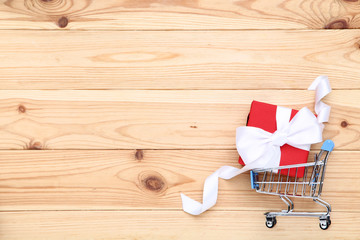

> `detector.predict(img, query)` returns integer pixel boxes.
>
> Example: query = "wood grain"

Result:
[0,210,359,240]
[0,150,359,211]
[1,1,360,237]
[0,90,357,150]
[1,0,360,30]
[0,30,360,90]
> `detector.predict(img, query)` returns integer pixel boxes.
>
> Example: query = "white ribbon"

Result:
[236,107,322,171]
[181,76,331,215]
[308,75,332,125]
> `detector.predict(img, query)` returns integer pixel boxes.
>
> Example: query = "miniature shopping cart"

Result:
[250,140,334,230]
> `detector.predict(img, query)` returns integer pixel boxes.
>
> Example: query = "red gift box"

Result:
[238,101,310,177]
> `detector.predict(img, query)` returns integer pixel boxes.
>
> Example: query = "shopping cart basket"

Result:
[250,140,334,230]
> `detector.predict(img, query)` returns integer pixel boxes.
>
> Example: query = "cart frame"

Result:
[250,140,334,230]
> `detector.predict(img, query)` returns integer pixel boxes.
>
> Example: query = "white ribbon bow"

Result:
[236,107,322,171]
[181,76,331,216]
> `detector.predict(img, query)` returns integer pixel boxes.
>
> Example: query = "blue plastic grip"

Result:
[250,171,258,189]
[321,139,334,152]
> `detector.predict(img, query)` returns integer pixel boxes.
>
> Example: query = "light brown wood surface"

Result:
[0,30,360,89]
[1,0,360,239]
[1,0,360,30]
[0,90,358,150]
[0,150,359,211]
[1,211,359,240]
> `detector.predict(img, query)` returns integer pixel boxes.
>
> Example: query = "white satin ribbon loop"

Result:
[308,75,331,124]
[180,76,331,216]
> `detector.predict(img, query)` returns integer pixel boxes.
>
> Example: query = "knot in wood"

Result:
[325,19,348,29]
[18,105,26,113]
[139,171,167,194]
[25,0,71,16]
[341,120,348,128]
[144,176,164,191]
[135,149,144,161]
[29,141,42,150]
[57,16,68,28]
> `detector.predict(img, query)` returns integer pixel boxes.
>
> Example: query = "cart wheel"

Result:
[319,216,331,230]
[265,217,277,228]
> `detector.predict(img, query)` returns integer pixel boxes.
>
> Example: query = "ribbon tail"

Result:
[181,165,249,215]
[308,75,331,123]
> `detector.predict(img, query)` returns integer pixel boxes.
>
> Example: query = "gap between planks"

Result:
[0,29,358,32]
[0,209,357,212]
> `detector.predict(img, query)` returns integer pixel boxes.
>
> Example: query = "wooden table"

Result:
[0,0,359,239]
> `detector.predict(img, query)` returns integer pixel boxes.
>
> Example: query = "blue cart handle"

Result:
[321,140,334,152]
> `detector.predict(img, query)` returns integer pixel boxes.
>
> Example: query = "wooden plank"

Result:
[0,0,359,30]
[0,150,359,211]
[0,210,358,239]
[0,90,357,150]
[0,30,360,90]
